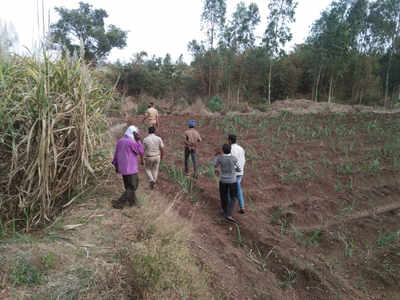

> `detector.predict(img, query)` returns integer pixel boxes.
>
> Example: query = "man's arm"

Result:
[233,157,242,173]
[156,111,160,128]
[133,135,145,166]
[112,144,119,173]
[160,146,164,160]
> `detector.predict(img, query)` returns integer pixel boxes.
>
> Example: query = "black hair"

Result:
[222,143,231,154]
[228,134,237,144]
[148,126,156,134]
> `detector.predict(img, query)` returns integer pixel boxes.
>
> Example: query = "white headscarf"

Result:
[124,125,138,141]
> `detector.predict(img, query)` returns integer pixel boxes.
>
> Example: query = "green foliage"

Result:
[377,229,400,248]
[263,0,298,57]
[160,161,194,194]
[137,101,149,115]
[207,96,223,112]
[41,252,56,270]
[223,2,260,51]
[9,256,43,286]
[201,0,226,49]
[50,2,127,62]
[271,206,296,235]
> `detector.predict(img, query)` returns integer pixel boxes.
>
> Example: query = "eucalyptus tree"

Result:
[368,0,400,106]
[263,0,298,104]
[0,20,18,58]
[201,0,226,96]
[308,0,369,103]
[223,2,260,103]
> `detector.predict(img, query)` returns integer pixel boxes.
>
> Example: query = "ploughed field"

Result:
[137,111,400,300]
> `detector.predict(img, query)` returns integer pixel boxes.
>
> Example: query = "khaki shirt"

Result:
[145,107,158,125]
[184,128,201,149]
[143,134,164,157]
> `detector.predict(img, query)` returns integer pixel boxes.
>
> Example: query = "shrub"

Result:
[137,101,149,115]
[9,256,43,286]
[206,96,223,112]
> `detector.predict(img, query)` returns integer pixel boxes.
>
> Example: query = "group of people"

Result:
[112,103,246,223]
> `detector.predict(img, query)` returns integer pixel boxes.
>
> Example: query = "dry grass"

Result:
[0,50,112,231]
[122,196,212,299]
[0,171,213,299]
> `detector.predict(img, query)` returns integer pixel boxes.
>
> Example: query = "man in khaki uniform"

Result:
[143,102,159,128]
[143,126,164,189]
[184,120,201,178]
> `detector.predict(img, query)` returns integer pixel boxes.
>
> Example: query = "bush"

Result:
[9,257,43,286]
[251,102,270,112]
[206,96,223,112]
[137,101,149,115]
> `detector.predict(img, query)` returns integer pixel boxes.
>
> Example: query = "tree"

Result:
[201,0,226,96]
[0,20,18,58]
[223,2,260,103]
[368,0,400,106]
[263,0,298,104]
[50,2,127,63]
[308,0,369,103]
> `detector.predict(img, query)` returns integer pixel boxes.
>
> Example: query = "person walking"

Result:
[214,144,242,223]
[143,102,160,128]
[112,125,144,209]
[143,126,164,189]
[228,134,246,214]
[184,120,202,178]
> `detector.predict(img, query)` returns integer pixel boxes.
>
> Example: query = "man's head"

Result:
[222,143,231,154]
[148,126,156,134]
[188,120,195,128]
[149,102,154,108]
[228,134,237,145]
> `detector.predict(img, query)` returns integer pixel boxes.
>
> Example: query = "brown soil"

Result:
[128,109,400,300]
[2,101,400,299]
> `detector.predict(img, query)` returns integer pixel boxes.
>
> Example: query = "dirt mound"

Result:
[175,98,218,117]
[270,99,400,115]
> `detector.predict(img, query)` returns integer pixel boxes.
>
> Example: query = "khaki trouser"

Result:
[144,156,161,183]
[147,120,157,127]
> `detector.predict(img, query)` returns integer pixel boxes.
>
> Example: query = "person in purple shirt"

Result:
[112,125,144,209]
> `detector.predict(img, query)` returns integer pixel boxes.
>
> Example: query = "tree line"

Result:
[48,0,400,107]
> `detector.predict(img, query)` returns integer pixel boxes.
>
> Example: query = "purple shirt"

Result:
[112,135,144,175]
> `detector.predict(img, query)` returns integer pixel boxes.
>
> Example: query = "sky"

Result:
[0,0,333,63]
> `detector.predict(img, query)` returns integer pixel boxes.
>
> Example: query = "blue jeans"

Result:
[237,175,244,208]
[228,175,244,209]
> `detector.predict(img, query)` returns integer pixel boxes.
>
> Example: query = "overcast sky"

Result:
[0,0,332,63]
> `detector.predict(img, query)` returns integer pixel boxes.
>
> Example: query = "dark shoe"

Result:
[112,202,123,209]
[239,208,245,214]
[149,181,155,190]
[225,216,238,223]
